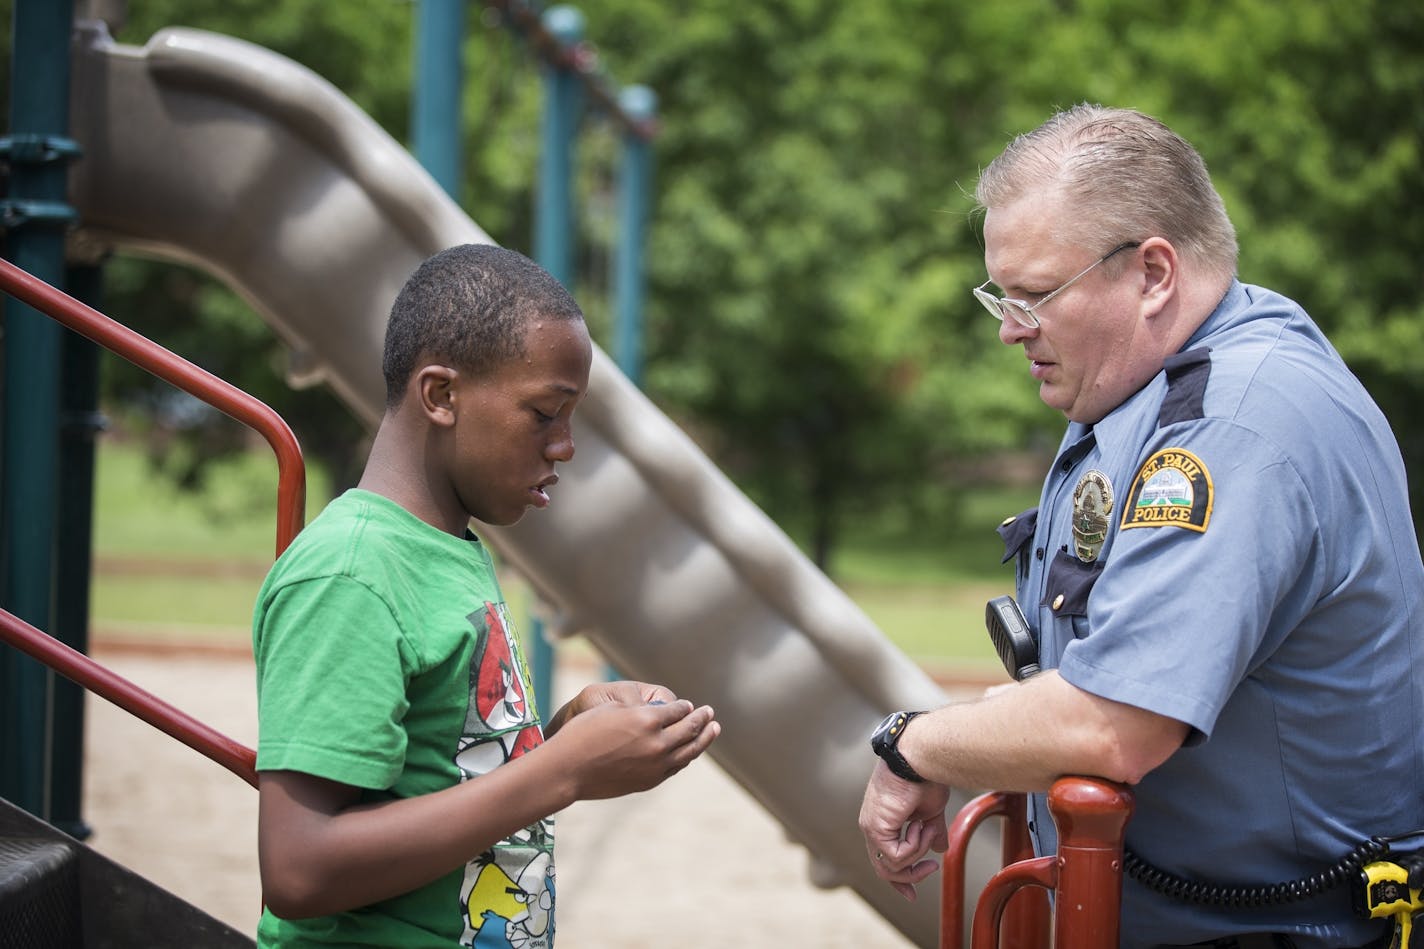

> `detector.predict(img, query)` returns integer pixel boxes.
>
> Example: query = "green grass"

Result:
[89,437,1034,674]
[824,484,1037,670]
[89,438,331,646]
[92,436,326,561]
[842,578,1013,671]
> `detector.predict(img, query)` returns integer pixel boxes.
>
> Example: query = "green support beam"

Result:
[1,0,79,821]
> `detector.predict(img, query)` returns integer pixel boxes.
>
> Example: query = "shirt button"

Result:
[1035,547,1044,561]
[1052,594,1065,610]
[1001,515,1016,526]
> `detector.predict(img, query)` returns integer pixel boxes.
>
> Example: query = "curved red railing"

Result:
[942,777,1134,949]
[0,256,307,790]
[0,256,305,556]
[942,790,1049,949]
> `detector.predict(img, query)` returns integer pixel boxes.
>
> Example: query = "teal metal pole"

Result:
[612,85,656,389]
[412,0,465,198]
[534,5,583,285]
[531,4,586,711]
[49,262,107,840]
[1,0,79,820]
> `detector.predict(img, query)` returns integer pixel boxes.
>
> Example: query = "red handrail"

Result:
[942,777,1134,949]
[0,256,305,791]
[941,790,1049,949]
[0,608,258,788]
[0,256,305,556]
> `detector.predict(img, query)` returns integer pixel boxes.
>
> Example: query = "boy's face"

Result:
[450,316,592,526]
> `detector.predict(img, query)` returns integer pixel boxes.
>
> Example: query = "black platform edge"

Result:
[0,797,255,948]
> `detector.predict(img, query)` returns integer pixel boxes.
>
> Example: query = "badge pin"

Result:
[1071,469,1113,562]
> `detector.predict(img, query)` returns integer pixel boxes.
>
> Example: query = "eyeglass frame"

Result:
[973,240,1142,329]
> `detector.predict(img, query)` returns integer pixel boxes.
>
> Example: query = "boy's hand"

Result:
[576,679,677,709]
[544,679,677,736]
[549,698,720,800]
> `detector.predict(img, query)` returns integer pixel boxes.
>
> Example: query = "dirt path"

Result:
[82,644,918,947]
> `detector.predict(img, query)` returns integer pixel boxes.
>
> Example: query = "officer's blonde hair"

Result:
[977,104,1238,283]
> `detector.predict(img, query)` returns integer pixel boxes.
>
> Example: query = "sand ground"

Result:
[80,642,934,947]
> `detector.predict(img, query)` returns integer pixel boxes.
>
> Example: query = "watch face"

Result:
[871,711,900,748]
[870,711,925,782]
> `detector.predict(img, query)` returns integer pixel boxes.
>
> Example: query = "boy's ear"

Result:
[414,365,459,427]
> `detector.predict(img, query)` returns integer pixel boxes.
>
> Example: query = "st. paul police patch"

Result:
[1120,448,1213,533]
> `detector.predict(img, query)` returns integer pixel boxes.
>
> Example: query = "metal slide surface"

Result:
[67,23,988,945]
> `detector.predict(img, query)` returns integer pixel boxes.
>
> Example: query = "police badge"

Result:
[1071,469,1113,562]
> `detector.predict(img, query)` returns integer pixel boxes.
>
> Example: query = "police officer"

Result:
[859,104,1424,948]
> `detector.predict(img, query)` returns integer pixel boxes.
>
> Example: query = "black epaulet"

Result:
[1159,348,1212,428]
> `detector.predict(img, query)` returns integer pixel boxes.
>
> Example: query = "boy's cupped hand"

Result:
[548,685,721,800]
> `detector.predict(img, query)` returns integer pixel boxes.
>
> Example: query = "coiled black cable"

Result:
[1123,837,1394,908]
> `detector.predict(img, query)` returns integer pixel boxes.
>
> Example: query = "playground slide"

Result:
[66,23,991,945]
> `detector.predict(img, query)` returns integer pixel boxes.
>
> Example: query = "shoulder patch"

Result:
[1120,448,1213,533]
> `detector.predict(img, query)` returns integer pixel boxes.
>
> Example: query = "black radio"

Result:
[985,594,1038,681]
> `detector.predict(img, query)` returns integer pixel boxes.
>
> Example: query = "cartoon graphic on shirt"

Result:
[463,845,555,949]
[472,600,536,729]
[454,601,555,948]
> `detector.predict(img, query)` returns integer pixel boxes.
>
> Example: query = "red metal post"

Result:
[1046,778,1134,949]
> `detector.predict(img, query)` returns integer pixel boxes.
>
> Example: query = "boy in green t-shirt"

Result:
[253,244,720,947]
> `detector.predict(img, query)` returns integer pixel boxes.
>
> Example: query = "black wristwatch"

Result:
[870,710,926,783]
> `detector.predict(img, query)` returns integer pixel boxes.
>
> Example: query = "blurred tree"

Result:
[22,0,1421,557]
[578,0,1424,554]
[572,0,1066,565]
[997,0,1424,536]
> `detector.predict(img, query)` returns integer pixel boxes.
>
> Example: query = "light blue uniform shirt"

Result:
[1002,281,1424,947]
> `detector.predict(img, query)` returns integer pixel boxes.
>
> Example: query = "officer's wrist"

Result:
[870,710,928,783]
[898,713,925,780]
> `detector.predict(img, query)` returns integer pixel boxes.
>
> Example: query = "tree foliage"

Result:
[16,0,1422,560]
[573,0,1424,555]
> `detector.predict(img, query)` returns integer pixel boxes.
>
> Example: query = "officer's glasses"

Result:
[973,241,1141,329]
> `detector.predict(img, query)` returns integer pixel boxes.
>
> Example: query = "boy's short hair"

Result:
[382,243,585,406]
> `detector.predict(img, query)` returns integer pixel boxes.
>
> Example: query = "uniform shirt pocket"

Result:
[1041,548,1103,617]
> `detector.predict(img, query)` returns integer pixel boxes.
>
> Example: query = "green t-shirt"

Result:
[253,489,554,948]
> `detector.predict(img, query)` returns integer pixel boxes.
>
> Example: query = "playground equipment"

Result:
[31,18,965,945]
[0,255,288,792]
[940,780,1134,949]
[0,257,278,947]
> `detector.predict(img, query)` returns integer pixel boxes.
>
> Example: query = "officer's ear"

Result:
[1138,237,1177,318]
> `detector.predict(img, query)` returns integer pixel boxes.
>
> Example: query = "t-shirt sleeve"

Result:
[254,574,416,790]
[1058,418,1321,737]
